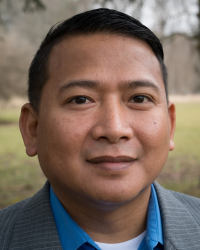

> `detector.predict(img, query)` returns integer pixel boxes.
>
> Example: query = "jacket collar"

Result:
[9,181,62,250]
[154,181,200,250]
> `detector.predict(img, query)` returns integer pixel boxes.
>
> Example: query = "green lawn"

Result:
[0,108,21,124]
[157,103,200,195]
[0,120,46,208]
[0,103,200,208]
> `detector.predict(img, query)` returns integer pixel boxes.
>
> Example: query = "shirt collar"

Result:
[50,184,163,250]
[144,184,163,249]
[50,187,101,250]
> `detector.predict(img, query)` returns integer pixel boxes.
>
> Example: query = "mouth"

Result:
[87,156,136,171]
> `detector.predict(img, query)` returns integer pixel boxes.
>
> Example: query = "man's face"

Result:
[35,34,175,205]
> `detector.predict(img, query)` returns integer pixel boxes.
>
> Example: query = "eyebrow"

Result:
[126,80,160,93]
[58,79,160,95]
[58,80,99,95]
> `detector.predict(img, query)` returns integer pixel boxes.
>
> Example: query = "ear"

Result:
[168,101,176,151]
[19,103,38,157]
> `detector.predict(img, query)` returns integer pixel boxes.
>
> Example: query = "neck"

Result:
[52,185,151,243]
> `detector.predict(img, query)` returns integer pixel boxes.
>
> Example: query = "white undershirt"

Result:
[95,231,146,250]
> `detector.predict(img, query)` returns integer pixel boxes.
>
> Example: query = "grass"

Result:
[0,102,200,208]
[172,103,200,158]
[0,108,21,124]
[0,123,46,208]
[157,103,200,194]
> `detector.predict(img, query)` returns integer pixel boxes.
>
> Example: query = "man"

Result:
[1,8,200,250]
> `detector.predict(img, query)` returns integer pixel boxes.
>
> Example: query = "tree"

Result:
[94,0,200,92]
[0,0,45,27]
[0,0,199,101]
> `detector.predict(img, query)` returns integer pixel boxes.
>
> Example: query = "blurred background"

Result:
[0,0,200,208]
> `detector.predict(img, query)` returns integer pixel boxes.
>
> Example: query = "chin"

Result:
[85,182,150,210]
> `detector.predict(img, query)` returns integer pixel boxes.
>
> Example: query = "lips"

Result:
[87,156,136,171]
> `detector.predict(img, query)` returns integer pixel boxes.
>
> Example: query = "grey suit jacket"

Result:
[1,181,200,250]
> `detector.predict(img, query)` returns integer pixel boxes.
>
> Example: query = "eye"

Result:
[130,95,151,103]
[69,96,92,104]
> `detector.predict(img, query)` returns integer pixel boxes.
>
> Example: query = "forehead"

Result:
[47,33,163,92]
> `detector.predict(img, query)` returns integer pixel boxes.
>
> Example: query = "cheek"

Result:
[137,111,169,144]
[134,112,170,166]
[36,113,92,177]
[38,115,84,149]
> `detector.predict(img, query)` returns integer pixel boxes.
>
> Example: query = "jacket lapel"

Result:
[154,182,200,250]
[9,181,62,250]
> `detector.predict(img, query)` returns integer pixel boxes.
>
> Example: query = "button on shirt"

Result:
[50,184,163,250]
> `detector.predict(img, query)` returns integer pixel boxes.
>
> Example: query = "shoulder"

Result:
[154,181,200,212]
[154,181,200,231]
[166,188,200,221]
[0,198,30,226]
[0,198,31,249]
[170,189,200,206]
[0,197,30,217]
[154,182,200,249]
[0,182,51,250]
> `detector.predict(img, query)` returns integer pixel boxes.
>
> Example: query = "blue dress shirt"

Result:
[138,184,163,250]
[50,184,163,250]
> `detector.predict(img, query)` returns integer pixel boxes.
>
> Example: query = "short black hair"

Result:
[28,8,168,113]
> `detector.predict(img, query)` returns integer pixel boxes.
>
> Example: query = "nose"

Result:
[91,99,133,143]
